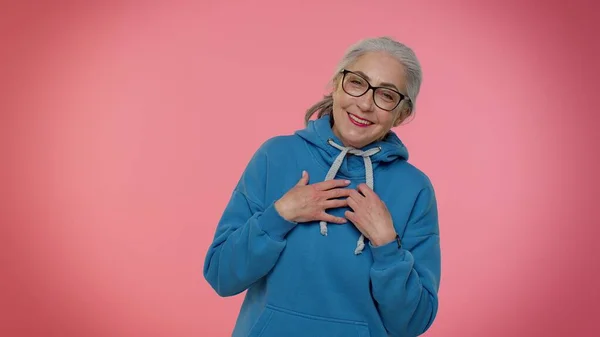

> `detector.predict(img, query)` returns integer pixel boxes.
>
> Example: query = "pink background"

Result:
[2,0,599,336]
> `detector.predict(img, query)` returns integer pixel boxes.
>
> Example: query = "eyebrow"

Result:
[353,70,401,92]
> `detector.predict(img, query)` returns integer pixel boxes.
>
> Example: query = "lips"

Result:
[347,112,373,127]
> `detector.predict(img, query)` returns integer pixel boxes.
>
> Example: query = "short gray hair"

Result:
[304,36,423,126]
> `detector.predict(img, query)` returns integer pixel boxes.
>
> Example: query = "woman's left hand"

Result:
[345,184,398,247]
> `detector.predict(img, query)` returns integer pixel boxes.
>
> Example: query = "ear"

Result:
[392,116,404,127]
[393,106,410,127]
[332,73,343,91]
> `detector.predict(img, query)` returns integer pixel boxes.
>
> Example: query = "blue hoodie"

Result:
[203,114,441,337]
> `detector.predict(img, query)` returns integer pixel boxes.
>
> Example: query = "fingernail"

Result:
[345,180,351,184]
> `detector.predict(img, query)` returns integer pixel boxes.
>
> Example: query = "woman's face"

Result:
[331,51,408,149]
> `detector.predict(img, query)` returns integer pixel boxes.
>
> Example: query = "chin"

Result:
[340,132,372,149]
[332,110,380,148]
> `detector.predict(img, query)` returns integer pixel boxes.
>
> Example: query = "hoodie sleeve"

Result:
[369,182,441,337]
[203,143,298,297]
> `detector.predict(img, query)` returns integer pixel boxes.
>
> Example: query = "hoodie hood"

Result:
[295,114,409,254]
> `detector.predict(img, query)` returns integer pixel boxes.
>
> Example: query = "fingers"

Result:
[356,183,369,196]
[346,195,358,210]
[314,179,351,191]
[357,183,376,198]
[348,189,364,201]
[296,170,309,186]
[319,211,347,224]
[344,210,357,224]
[323,198,348,209]
[322,187,353,199]
[344,211,367,237]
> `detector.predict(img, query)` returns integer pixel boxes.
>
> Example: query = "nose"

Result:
[357,89,375,112]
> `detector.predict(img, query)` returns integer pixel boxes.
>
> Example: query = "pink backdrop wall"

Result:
[2,1,598,336]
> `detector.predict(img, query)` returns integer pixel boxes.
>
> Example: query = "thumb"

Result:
[296,170,309,186]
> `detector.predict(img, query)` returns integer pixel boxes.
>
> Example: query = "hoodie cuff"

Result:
[257,202,298,241]
[370,239,408,270]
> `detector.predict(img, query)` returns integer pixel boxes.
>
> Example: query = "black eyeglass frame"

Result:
[340,69,408,111]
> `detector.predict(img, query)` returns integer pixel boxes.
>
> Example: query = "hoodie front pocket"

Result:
[247,304,370,337]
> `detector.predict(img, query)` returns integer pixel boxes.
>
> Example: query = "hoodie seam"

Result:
[235,187,263,213]
[234,146,270,213]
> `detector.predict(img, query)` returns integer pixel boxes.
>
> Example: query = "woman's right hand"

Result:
[274,170,352,224]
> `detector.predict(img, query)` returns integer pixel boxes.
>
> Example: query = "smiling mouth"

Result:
[347,112,373,127]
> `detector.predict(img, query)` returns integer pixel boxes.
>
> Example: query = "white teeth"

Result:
[349,113,372,125]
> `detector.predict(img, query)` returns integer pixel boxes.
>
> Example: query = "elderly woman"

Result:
[203,36,441,337]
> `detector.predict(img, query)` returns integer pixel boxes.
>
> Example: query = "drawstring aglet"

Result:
[320,221,328,236]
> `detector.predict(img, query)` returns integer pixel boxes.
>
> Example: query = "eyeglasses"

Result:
[340,69,406,111]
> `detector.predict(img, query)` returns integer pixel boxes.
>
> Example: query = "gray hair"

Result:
[304,36,423,126]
